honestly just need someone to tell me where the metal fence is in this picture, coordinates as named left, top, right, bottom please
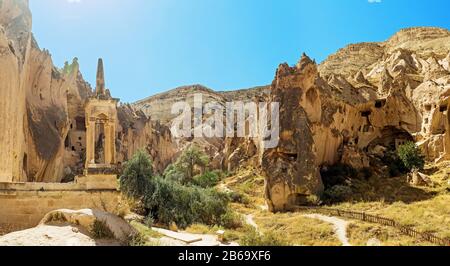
left=294, top=206, right=450, bottom=246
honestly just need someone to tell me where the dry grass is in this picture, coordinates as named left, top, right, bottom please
left=219, top=163, right=450, bottom=246
left=218, top=167, right=340, bottom=246
left=347, top=222, right=436, bottom=246
left=332, top=162, right=450, bottom=239
left=130, top=221, right=164, bottom=245
left=253, top=212, right=341, bottom=246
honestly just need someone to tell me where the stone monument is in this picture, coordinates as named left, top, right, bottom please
left=84, top=59, right=120, bottom=174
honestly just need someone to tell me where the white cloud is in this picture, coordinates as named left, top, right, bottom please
left=67, top=0, right=82, bottom=4
left=368, top=0, right=382, bottom=3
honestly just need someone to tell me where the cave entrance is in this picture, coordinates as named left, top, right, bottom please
left=367, top=126, right=414, bottom=151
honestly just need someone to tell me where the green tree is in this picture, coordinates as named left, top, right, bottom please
left=165, top=145, right=209, bottom=184
left=120, top=150, right=154, bottom=200
left=397, top=142, right=425, bottom=172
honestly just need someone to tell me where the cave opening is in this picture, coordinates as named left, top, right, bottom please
left=367, top=126, right=414, bottom=152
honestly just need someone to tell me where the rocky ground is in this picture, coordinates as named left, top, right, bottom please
left=0, top=209, right=135, bottom=246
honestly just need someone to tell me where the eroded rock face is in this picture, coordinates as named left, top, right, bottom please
left=262, top=56, right=324, bottom=211
left=260, top=27, right=450, bottom=211
left=116, top=104, right=179, bottom=174
left=2, top=2, right=450, bottom=212
left=0, top=0, right=32, bottom=182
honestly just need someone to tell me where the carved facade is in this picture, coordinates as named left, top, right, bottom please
left=84, top=59, right=119, bottom=173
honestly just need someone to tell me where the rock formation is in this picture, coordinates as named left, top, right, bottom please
left=1, top=1, right=450, bottom=212
left=261, top=27, right=450, bottom=211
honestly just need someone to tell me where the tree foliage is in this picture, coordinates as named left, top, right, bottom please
left=120, top=150, right=234, bottom=229
left=164, top=145, right=210, bottom=184
left=397, top=142, right=425, bottom=172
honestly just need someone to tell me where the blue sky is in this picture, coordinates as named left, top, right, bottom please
left=30, top=0, right=450, bottom=103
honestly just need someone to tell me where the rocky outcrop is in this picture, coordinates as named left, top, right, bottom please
left=134, top=84, right=269, bottom=124
left=262, top=55, right=325, bottom=211
left=2, top=1, right=450, bottom=212
left=116, top=104, right=179, bottom=173
left=0, top=0, right=31, bottom=182
left=0, top=209, right=136, bottom=246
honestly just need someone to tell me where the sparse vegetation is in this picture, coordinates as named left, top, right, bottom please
left=193, top=170, right=221, bottom=188
left=347, top=222, right=434, bottom=246
left=240, top=229, right=291, bottom=246
left=91, top=220, right=115, bottom=239
left=45, top=212, right=68, bottom=224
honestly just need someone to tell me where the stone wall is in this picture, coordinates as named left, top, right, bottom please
left=0, top=175, right=120, bottom=230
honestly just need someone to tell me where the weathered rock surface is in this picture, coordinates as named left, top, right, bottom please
left=2, top=1, right=450, bottom=213
left=0, top=209, right=135, bottom=246
left=262, top=27, right=450, bottom=210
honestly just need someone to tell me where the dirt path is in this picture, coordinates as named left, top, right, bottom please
left=245, top=214, right=259, bottom=231
left=303, top=214, right=351, bottom=246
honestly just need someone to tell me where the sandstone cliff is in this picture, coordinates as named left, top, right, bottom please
left=0, top=0, right=32, bottom=182
left=1, top=1, right=450, bottom=212
left=262, top=27, right=450, bottom=211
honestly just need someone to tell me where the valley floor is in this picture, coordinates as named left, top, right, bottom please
left=201, top=164, right=450, bottom=246
left=2, top=163, right=448, bottom=246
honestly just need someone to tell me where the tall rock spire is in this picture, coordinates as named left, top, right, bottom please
left=96, top=58, right=106, bottom=96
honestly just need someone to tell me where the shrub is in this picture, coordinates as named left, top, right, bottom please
left=228, top=191, right=250, bottom=205
left=124, top=232, right=147, bottom=246
left=147, top=177, right=230, bottom=228
left=120, top=149, right=154, bottom=201
left=144, top=215, right=154, bottom=228
left=360, top=167, right=374, bottom=180
left=219, top=210, right=243, bottom=229
left=121, top=151, right=231, bottom=229
left=324, top=185, right=353, bottom=202
left=91, top=220, right=115, bottom=239
left=193, top=171, right=221, bottom=188
left=397, top=142, right=425, bottom=172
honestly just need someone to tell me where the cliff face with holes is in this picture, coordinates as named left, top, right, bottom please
left=262, top=28, right=450, bottom=211
left=0, top=0, right=93, bottom=182
left=1, top=0, right=450, bottom=213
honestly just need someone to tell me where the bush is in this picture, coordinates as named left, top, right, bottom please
left=120, top=150, right=154, bottom=201
left=144, top=215, right=154, bottom=228
left=147, top=177, right=230, bottom=228
left=228, top=191, right=250, bottom=205
left=324, top=185, right=353, bottom=202
left=360, top=167, right=374, bottom=180
left=306, top=195, right=322, bottom=206
left=193, top=171, right=221, bottom=188
left=397, top=142, right=425, bottom=172
left=121, top=151, right=231, bottom=229
left=219, top=210, right=243, bottom=229
left=124, top=232, right=147, bottom=246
